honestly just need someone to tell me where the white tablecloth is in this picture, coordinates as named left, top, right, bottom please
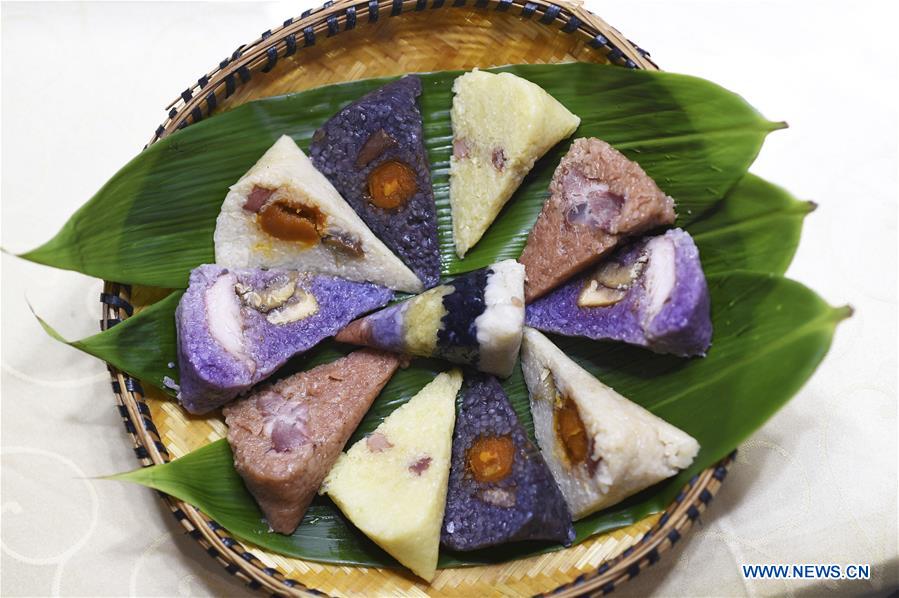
left=2, top=1, right=896, bottom=596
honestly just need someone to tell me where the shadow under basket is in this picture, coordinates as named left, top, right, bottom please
left=100, top=1, right=733, bottom=596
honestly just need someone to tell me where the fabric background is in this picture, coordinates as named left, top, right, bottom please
left=2, top=1, right=896, bottom=596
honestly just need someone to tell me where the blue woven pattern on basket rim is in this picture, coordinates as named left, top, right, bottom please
left=101, top=282, right=733, bottom=597
left=143, top=0, right=653, bottom=148
left=537, top=451, right=737, bottom=597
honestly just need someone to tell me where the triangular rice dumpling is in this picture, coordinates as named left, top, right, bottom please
left=335, top=259, right=524, bottom=377
left=449, top=70, right=580, bottom=257
left=519, top=137, right=676, bottom=302
left=310, top=76, right=441, bottom=288
left=520, top=328, right=699, bottom=520
left=176, top=264, right=392, bottom=413
left=223, top=349, right=401, bottom=534
left=526, top=228, right=712, bottom=357
left=442, top=373, right=574, bottom=551
left=214, top=135, right=423, bottom=293
left=321, top=369, right=462, bottom=581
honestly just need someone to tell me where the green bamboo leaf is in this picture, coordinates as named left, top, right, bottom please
left=691, top=174, right=815, bottom=276
left=551, top=272, right=851, bottom=548
left=107, top=439, right=400, bottom=567
left=22, top=64, right=822, bottom=570
left=20, top=63, right=780, bottom=287
left=33, top=291, right=182, bottom=393
left=109, top=272, right=848, bottom=567
left=38, top=172, right=808, bottom=398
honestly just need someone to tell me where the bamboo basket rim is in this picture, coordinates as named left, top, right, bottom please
left=100, top=2, right=731, bottom=596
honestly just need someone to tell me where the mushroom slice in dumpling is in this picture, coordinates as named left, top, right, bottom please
left=521, top=327, right=699, bottom=519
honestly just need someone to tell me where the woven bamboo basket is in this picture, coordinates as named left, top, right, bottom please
left=99, top=1, right=734, bottom=595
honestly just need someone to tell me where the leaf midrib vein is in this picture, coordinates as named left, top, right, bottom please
left=646, top=307, right=834, bottom=412
left=614, top=123, right=772, bottom=149
left=690, top=205, right=809, bottom=238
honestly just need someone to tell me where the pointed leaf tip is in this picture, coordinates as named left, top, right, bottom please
left=17, top=243, right=56, bottom=266
left=29, top=304, right=70, bottom=345
left=25, top=290, right=182, bottom=394
left=834, top=304, right=854, bottom=321
left=101, top=468, right=144, bottom=483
